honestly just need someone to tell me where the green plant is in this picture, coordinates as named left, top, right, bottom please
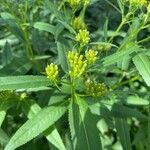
left=0, top=0, right=150, bottom=150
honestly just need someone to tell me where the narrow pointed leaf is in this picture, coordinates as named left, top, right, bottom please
left=133, top=53, right=150, bottom=86
left=5, top=106, right=66, bottom=150
left=115, top=118, right=132, bottom=150
left=34, top=22, right=55, bottom=35
left=69, top=97, right=102, bottom=150
left=0, top=76, right=51, bottom=91
left=22, top=100, right=66, bottom=150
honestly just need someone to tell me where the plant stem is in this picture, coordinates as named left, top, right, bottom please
left=71, top=78, right=75, bottom=102
left=138, top=37, right=150, bottom=44
left=111, top=76, right=139, bottom=90
left=108, top=13, right=131, bottom=43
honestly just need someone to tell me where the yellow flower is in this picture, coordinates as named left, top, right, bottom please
left=67, top=51, right=87, bottom=78
left=67, top=0, right=80, bottom=8
left=67, top=0, right=89, bottom=7
left=85, top=80, right=107, bottom=97
left=129, top=0, right=148, bottom=6
left=85, top=49, right=98, bottom=64
left=76, top=29, right=90, bottom=45
left=45, top=63, right=58, bottom=80
left=72, top=17, right=86, bottom=31
left=83, top=0, right=90, bottom=6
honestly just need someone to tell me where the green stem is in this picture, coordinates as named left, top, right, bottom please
left=71, top=78, right=75, bottom=102
left=104, top=0, right=121, bottom=14
left=138, top=36, right=150, bottom=44
left=111, top=76, right=139, bottom=90
left=108, top=13, right=131, bottom=43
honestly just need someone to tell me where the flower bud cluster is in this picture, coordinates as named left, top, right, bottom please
left=85, top=49, right=98, bottom=64
left=128, top=0, right=148, bottom=6
left=45, top=63, right=58, bottom=81
left=67, top=0, right=89, bottom=8
left=85, top=80, right=107, bottom=97
left=67, top=49, right=98, bottom=78
left=67, top=51, right=87, bottom=78
left=76, top=29, right=90, bottom=46
left=72, top=17, right=86, bottom=31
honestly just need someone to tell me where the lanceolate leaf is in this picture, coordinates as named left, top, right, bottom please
left=115, top=118, right=132, bottom=150
left=0, top=128, right=9, bottom=146
left=0, top=101, right=7, bottom=127
left=33, top=22, right=55, bottom=35
left=5, top=106, right=67, bottom=150
left=103, top=45, right=139, bottom=66
left=0, top=76, right=51, bottom=91
left=0, top=95, right=18, bottom=127
left=22, top=100, right=66, bottom=150
left=2, top=42, right=13, bottom=66
left=112, top=103, right=147, bottom=121
left=133, top=53, right=150, bottom=86
left=1, top=12, right=25, bottom=41
left=127, top=96, right=149, bottom=106
left=69, top=97, right=102, bottom=150
left=57, top=42, right=68, bottom=72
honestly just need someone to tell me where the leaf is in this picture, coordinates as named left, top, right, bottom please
left=103, top=45, right=139, bottom=66
left=0, top=58, right=32, bottom=76
left=22, top=100, right=66, bottom=150
left=89, top=103, right=114, bottom=128
left=132, top=125, right=147, bottom=145
left=33, top=22, right=55, bottom=35
left=115, top=118, right=132, bottom=150
left=117, top=55, right=131, bottom=71
left=0, top=76, right=51, bottom=91
left=127, top=96, right=149, bottom=106
left=0, top=128, right=9, bottom=146
left=44, top=0, right=64, bottom=20
left=112, top=103, right=147, bottom=121
left=1, top=12, right=25, bottom=41
left=57, top=42, right=68, bottom=72
left=2, top=42, right=13, bottom=66
left=69, top=97, right=102, bottom=150
left=45, top=126, right=66, bottom=150
left=5, top=106, right=67, bottom=150
left=58, top=20, right=76, bottom=34
left=0, top=35, right=19, bottom=47
left=133, top=53, right=150, bottom=86
left=0, top=101, right=7, bottom=127
left=0, top=96, right=18, bottom=127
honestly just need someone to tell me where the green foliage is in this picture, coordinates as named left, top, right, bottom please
left=0, top=0, right=150, bottom=150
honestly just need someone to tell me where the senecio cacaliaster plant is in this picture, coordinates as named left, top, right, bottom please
left=42, top=0, right=150, bottom=149
left=1, top=0, right=150, bottom=150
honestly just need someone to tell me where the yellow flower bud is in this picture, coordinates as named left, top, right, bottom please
left=128, top=0, right=148, bottom=6
left=67, top=51, right=87, bottom=78
left=76, top=29, right=90, bottom=46
left=72, top=17, right=86, bottom=31
left=67, top=0, right=80, bottom=8
left=83, top=0, right=90, bottom=6
left=85, top=49, right=98, bottom=64
left=67, top=0, right=89, bottom=8
left=45, top=63, right=59, bottom=80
